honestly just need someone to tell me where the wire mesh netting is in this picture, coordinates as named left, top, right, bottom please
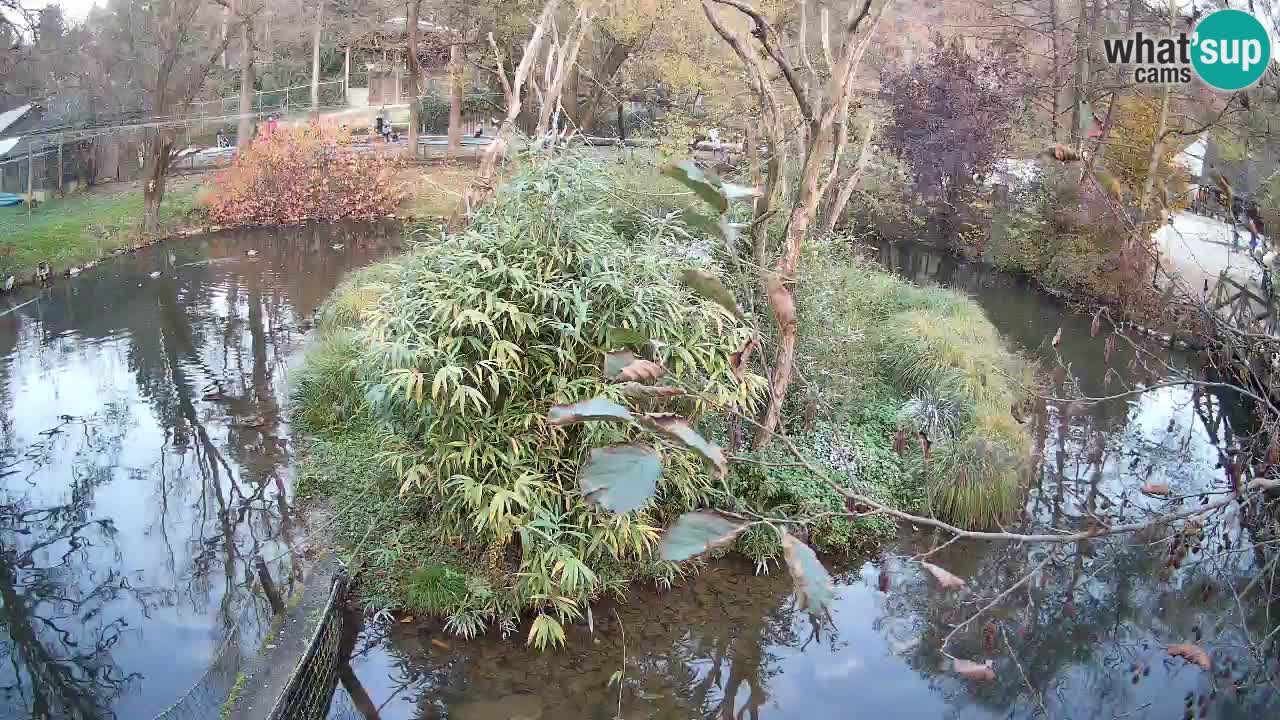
left=266, top=573, right=350, bottom=720
left=151, top=622, right=245, bottom=720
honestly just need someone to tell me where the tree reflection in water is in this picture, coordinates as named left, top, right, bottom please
left=0, top=221, right=402, bottom=719
left=334, top=239, right=1280, bottom=720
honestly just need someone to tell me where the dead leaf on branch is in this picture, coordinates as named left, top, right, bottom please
left=638, top=413, right=728, bottom=477
left=1167, top=643, right=1210, bottom=669
left=729, top=335, right=759, bottom=382
left=1043, top=144, right=1084, bottom=162
left=952, top=658, right=996, bottom=682
left=603, top=350, right=666, bottom=383
left=921, top=562, right=966, bottom=590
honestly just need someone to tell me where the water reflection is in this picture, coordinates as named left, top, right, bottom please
left=333, top=240, right=1279, bottom=719
left=0, top=222, right=401, bottom=719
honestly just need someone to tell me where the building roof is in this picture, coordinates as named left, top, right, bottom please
left=0, top=104, right=33, bottom=135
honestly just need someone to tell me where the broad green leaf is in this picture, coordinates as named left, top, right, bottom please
left=619, top=382, right=684, bottom=399
left=578, top=443, right=661, bottom=513
left=638, top=413, right=727, bottom=476
left=547, top=397, right=634, bottom=426
left=781, top=533, right=836, bottom=617
left=607, top=326, right=649, bottom=349
left=659, top=511, right=747, bottom=561
left=662, top=160, right=728, bottom=213
left=680, top=269, right=742, bottom=320
left=603, top=350, right=666, bottom=383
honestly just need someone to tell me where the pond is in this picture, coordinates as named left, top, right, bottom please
left=0, top=221, right=403, bottom=719
left=327, top=241, right=1279, bottom=720
left=2, top=229, right=1277, bottom=720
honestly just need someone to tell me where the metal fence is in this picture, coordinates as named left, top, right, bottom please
left=266, top=572, right=350, bottom=720
left=0, top=142, right=88, bottom=196
left=189, top=81, right=347, bottom=121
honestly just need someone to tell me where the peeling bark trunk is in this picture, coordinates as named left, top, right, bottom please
left=468, top=1, right=559, bottom=211
left=535, top=3, right=596, bottom=139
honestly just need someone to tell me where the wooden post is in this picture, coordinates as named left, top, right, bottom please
left=57, top=138, right=64, bottom=196
left=255, top=554, right=286, bottom=615
left=343, top=46, right=351, bottom=99
left=26, top=144, right=33, bottom=217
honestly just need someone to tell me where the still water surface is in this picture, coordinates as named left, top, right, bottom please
left=2, top=230, right=1277, bottom=719
left=0, top=222, right=402, bottom=719
left=331, top=242, right=1279, bottom=720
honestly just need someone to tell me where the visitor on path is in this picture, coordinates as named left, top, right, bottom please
left=266, top=114, right=279, bottom=137
left=216, top=129, right=229, bottom=148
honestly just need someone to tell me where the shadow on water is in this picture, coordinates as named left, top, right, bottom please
left=0, top=221, right=402, bottom=719
left=330, top=240, right=1280, bottom=720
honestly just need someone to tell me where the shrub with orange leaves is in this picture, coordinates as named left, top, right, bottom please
left=205, top=125, right=406, bottom=227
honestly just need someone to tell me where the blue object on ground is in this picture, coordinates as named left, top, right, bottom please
left=0, top=193, right=23, bottom=207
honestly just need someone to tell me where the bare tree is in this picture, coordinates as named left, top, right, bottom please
left=139, top=0, right=246, bottom=234
left=467, top=0, right=589, bottom=209
left=237, top=0, right=259, bottom=150
left=701, top=0, right=886, bottom=447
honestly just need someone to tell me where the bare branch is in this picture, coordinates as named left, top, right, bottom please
left=709, top=0, right=813, bottom=121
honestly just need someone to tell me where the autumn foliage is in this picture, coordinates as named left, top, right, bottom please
left=204, top=125, right=406, bottom=226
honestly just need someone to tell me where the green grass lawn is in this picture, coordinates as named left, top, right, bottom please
left=0, top=186, right=195, bottom=280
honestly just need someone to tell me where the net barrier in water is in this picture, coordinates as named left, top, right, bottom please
left=151, top=621, right=245, bottom=720
left=264, top=571, right=350, bottom=720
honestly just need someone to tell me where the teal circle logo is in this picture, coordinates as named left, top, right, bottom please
left=1192, top=9, right=1272, bottom=91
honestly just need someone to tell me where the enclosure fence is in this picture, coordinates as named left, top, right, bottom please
left=265, top=572, right=350, bottom=720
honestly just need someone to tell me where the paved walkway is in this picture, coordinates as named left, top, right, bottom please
left=1155, top=211, right=1266, bottom=294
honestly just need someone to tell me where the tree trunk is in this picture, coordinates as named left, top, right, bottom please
left=536, top=3, right=595, bottom=138
left=469, top=2, right=559, bottom=211
left=616, top=102, right=625, bottom=144
left=447, top=38, right=464, bottom=157
left=1049, top=0, right=1061, bottom=141
left=563, top=61, right=580, bottom=127
left=311, top=0, right=324, bottom=116
left=578, top=37, right=632, bottom=134
left=407, top=0, right=422, bottom=157
left=821, top=120, right=876, bottom=235
left=237, top=1, right=256, bottom=151
left=142, top=131, right=173, bottom=235
left=1070, top=0, right=1090, bottom=151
